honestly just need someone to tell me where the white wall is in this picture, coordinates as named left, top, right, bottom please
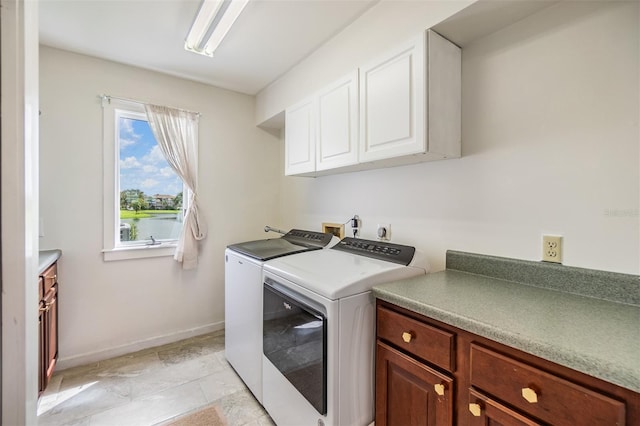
left=39, top=46, right=281, bottom=367
left=269, top=1, right=640, bottom=275
left=1, top=0, right=40, bottom=423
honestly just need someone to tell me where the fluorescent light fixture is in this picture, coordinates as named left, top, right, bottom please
left=185, top=0, right=250, bottom=57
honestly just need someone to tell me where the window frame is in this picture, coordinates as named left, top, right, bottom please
left=102, top=98, right=185, bottom=261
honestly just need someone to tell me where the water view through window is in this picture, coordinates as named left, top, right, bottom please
left=118, top=113, right=184, bottom=244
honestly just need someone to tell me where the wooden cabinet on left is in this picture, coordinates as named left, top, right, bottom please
left=39, top=262, right=59, bottom=395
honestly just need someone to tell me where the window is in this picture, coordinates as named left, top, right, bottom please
left=116, top=109, right=185, bottom=245
left=102, top=98, right=187, bottom=261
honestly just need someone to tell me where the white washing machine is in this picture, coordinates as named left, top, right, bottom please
left=261, top=237, right=428, bottom=426
left=225, top=228, right=335, bottom=403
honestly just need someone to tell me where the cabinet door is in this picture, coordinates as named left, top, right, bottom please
left=43, top=286, right=58, bottom=389
left=285, top=97, right=316, bottom=176
left=360, top=33, right=425, bottom=163
left=39, top=282, right=45, bottom=394
left=468, top=389, right=542, bottom=426
left=316, top=71, right=359, bottom=171
left=376, top=341, right=453, bottom=426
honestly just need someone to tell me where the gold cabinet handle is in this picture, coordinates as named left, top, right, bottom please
left=401, top=331, right=413, bottom=343
left=522, top=387, right=538, bottom=403
left=469, top=403, right=482, bottom=417
left=434, top=383, right=445, bottom=396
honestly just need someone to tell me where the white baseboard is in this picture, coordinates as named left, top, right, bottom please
left=56, top=321, right=225, bottom=371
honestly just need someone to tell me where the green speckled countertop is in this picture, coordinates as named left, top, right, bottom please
left=373, top=251, right=640, bottom=393
left=39, top=249, right=61, bottom=274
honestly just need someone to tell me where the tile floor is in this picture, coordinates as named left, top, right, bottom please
left=37, top=331, right=274, bottom=426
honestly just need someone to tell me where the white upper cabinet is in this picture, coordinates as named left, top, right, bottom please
left=284, top=30, right=461, bottom=177
left=284, top=97, right=316, bottom=176
left=316, top=71, right=359, bottom=172
left=360, top=30, right=461, bottom=165
left=359, top=35, right=425, bottom=162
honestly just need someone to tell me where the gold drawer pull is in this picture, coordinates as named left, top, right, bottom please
left=522, top=387, right=538, bottom=403
left=401, top=331, right=413, bottom=343
left=469, top=403, right=482, bottom=417
left=434, top=383, right=445, bottom=396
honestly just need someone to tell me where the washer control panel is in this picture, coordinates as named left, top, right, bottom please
left=284, top=229, right=334, bottom=248
left=332, top=237, right=416, bottom=265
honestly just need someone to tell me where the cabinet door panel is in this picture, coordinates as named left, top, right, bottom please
left=376, top=341, right=452, bottom=426
left=366, top=54, right=411, bottom=146
left=316, top=71, right=358, bottom=171
left=285, top=97, right=315, bottom=175
left=39, top=267, right=59, bottom=395
left=43, top=287, right=58, bottom=386
left=39, top=306, right=45, bottom=393
left=468, top=389, right=542, bottom=426
left=360, top=34, right=425, bottom=162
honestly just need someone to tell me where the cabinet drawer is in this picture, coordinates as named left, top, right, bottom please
left=41, top=263, right=58, bottom=294
left=38, top=276, right=45, bottom=301
left=468, top=388, right=542, bottom=426
left=470, top=344, right=626, bottom=425
left=377, top=306, right=454, bottom=372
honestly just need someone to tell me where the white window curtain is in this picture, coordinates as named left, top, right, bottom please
left=144, top=104, right=206, bottom=269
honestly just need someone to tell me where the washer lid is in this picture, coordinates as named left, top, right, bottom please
left=227, top=238, right=321, bottom=261
left=263, top=249, right=426, bottom=300
left=227, top=229, right=334, bottom=261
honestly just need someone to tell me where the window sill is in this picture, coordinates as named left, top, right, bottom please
left=103, top=244, right=176, bottom=262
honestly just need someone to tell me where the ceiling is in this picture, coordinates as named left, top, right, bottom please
left=39, top=0, right=378, bottom=95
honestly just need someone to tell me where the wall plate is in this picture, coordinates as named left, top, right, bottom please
left=322, top=222, right=345, bottom=239
left=542, top=235, right=562, bottom=263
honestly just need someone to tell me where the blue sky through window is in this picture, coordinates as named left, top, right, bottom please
left=119, top=117, right=182, bottom=197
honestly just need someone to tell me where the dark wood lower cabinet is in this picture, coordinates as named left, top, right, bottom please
left=39, top=263, right=59, bottom=395
left=38, top=276, right=45, bottom=394
left=375, top=300, right=640, bottom=426
left=43, top=285, right=58, bottom=384
left=376, top=341, right=453, bottom=426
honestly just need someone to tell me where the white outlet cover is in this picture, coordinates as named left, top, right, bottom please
left=542, top=235, right=562, bottom=263
left=377, top=224, right=391, bottom=241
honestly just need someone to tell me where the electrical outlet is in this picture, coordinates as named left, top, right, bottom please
left=542, top=235, right=562, bottom=263
left=377, top=224, right=391, bottom=241
left=350, top=215, right=360, bottom=237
